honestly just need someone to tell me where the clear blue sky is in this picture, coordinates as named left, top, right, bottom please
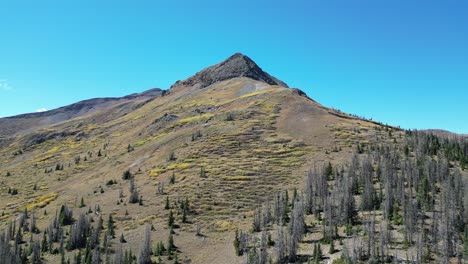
left=1, top=0, right=467, bottom=133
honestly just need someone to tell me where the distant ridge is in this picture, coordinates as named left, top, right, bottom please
left=0, top=88, right=164, bottom=137
left=421, top=129, right=468, bottom=138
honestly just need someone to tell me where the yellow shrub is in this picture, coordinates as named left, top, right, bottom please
left=148, top=168, right=165, bottom=177
left=25, top=193, right=58, bottom=210
left=177, top=113, right=213, bottom=125
left=166, top=163, right=191, bottom=170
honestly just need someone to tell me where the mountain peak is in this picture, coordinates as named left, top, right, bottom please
left=224, top=52, right=260, bottom=66
left=171, top=53, right=288, bottom=89
left=227, top=52, right=250, bottom=60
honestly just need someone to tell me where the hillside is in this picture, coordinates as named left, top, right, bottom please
left=0, top=88, right=164, bottom=138
left=0, top=54, right=467, bottom=264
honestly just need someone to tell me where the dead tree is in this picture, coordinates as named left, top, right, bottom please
left=138, top=224, right=152, bottom=264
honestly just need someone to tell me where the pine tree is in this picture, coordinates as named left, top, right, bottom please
left=325, top=161, right=333, bottom=180
left=127, top=144, right=134, bottom=152
left=107, top=214, right=115, bottom=238
left=122, top=170, right=132, bottom=180
left=167, top=229, right=175, bottom=256
left=79, top=197, right=85, bottom=208
left=41, top=231, right=49, bottom=252
left=182, top=208, right=187, bottom=224
left=168, top=210, right=174, bottom=228
left=169, top=173, right=175, bottom=185
left=165, top=196, right=170, bottom=210
left=234, top=229, right=241, bottom=256
left=416, top=175, right=430, bottom=210
left=313, top=243, right=322, bottom=263
left=158, top=241, right=166, bottom=256
left=59, top=205, right=73, bottom=226
left=267, top=232, right=274, bottom=247
left=119, top=233, right=126, bottom=243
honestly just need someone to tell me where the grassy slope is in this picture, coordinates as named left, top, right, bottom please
left=0, top=77, right=418, bottom=263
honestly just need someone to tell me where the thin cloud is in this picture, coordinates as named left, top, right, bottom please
left=36, top=108, right=47, bottom=113
left=0, top=79, right=13, bottom=91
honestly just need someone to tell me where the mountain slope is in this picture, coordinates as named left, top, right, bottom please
left=0, top=88, right=164, bottom=138
left=0, top=54, right=466, bottom=263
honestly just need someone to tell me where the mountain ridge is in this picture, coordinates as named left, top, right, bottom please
left=0, top=88, right=164, bottom=137
left=1, top=53, right=466, bottom=137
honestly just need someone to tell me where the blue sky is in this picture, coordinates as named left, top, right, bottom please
left=0, top=0, right=467, bottom=133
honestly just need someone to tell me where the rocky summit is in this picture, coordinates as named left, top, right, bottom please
left=171, top=53, right=288, bottom=90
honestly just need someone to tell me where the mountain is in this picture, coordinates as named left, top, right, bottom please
left=0, top=54, right=466, bottom=264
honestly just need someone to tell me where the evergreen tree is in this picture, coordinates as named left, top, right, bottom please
left=168, top=210, right=174, bottom=228
left=59, top=205, right=73, bottom=226
left=165, top=196, right=170, bottom=210
left=234, top=229, right=241, bottom=256
left=79, top=197, right=85, bottom=208
left=169, top=173, right=175, bottom=185
left=167, top=229, right=175, bottom=256
left=325, top=161, right=333, bottom=180
left=107, top=214, right=115, bottom=238
left=41, top=232, right=49, bottom=253
left=117, top=233, right=125, bottom=245
left=122, top=170, right=132, bottom=180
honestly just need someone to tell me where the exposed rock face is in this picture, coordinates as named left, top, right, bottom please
left=171, top=53, right=288, bottom=89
